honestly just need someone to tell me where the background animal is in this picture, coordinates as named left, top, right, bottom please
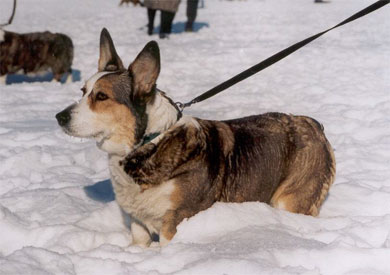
left=0, top=0, right=73, bottom=83
left=0, top=30, right=74, bottom=83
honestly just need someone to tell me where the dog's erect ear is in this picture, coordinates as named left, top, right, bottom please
left=129, top=41, right=160, bottom=99
left=98, top=28, right=125, bottom=72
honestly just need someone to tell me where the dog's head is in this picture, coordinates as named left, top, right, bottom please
left=56, top=28, right=180, bottom=156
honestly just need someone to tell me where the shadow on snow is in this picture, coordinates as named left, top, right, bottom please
left=151, top=21, right=209, bottom=35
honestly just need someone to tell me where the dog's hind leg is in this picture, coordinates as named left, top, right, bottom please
left=0, top=75, right=6, bottom=85
left=160, top=207, right=199, bottom=246
left=271, top=151, right=335, bottom=216
left=271, top=175, right=332, bottom=216
left=271, top=121, right=336, bottom=216
left=159, top=210, right=179, bottom=246
left=53, top=72, right=63, bottom=83
left=64, top=70, right=73, bottom=84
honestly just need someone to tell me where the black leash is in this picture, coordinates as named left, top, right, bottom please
left=176, top=0, right=389, bottom=111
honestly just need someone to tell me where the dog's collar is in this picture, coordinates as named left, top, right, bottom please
left=141, top=132, right=161, bottom=146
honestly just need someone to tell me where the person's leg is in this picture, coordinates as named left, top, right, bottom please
left=160, top=10, right=175, bottom=38
left=186, top=0, right=199, bottom=31
left=147, top=8, right=157, bottom=35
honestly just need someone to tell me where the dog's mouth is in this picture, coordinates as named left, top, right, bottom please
left=59, top=125, right=74, bottom=136
left=60, top=125, right=106, bottom=141
left=56, top=105, right=108, bottom=141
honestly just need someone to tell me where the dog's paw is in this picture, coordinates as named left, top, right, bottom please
left=120, top=157, right=151, bottom=186
left=120, top=156, right=138, bottom=175
left=120, top=143, right=156, bottom=172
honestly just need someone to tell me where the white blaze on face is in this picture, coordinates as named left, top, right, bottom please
left=84, top=71, right=114, bottom=97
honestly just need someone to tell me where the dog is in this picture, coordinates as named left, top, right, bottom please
left=0, top=29, right=73, bottom=83
left=56, top=28, right=336, bottom=247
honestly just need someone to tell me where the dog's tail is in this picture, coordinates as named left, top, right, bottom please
left=0, top=0, right=17, bottom=27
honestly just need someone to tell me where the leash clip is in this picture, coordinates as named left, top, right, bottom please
left=176, top=100, right=196, bottom=112
left=175, top=101, right=184, bottom=113
left=175, top=102, right=186, bottom=113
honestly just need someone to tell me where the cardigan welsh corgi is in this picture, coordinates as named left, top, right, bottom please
left=56, top=28, right=335, bottom=247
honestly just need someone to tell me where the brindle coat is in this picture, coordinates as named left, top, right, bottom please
left=0, top=30, right=73, bottom=81
left=122, top=112, right=335, bottom=241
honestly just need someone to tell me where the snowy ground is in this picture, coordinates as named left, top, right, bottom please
left=1, top=0, right=389, bottom=274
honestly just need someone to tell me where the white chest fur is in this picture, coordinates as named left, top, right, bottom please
left=108, top=155, right=175, bottom=233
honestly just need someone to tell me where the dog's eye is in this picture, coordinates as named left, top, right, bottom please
left=96, top=91, right=109, bottom=101
left=81, top=87, right=87, bottom=96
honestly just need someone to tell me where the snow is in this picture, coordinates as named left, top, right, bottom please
left=0, top=0, right=389, bottom=274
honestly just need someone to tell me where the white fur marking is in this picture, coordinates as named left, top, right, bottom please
left=150, top=116, right=199, bottom=146
left=85, top=71, right=115, bottom=97
left=176, top=115, right=201, bottom=130
left=150, top=133, right=165, bottom=145
left=68, top=95, right=101, bottom=136
left=145, top=92, right=179, bottom=135
left=131, top=222, right=152, bottom=247
left=0, top=75, right=6, bottom=85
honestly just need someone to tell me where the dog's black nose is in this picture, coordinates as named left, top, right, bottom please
left=56, top=109, right=71, bottom=126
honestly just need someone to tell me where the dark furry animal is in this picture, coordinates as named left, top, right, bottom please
left=0, top=29, right=73, bottom=82
left=56, top=28, right=335, bottom=247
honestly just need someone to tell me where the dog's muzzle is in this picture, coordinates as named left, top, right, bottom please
left=56, top=105, right=73, bottom=126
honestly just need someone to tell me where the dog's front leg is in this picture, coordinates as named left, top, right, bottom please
left=0, top=75, right=6, bottom=85
left=130, top=221, right=152, bottom=247
left=159, top=210, right=179, bottom=246
left=159, top=207, right=198, bottom=246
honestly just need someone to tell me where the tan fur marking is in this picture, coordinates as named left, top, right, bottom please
left=271, top=116, right=336, bottom=216
left=310, top=142, right=336, bottom=215
left=88, top=78, right=115, bottom=112
left=88, top=77, right=137, bottom=149
left=160, top=211, right=178, bottom=245
left=158, top=181, right=187, bottom=245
